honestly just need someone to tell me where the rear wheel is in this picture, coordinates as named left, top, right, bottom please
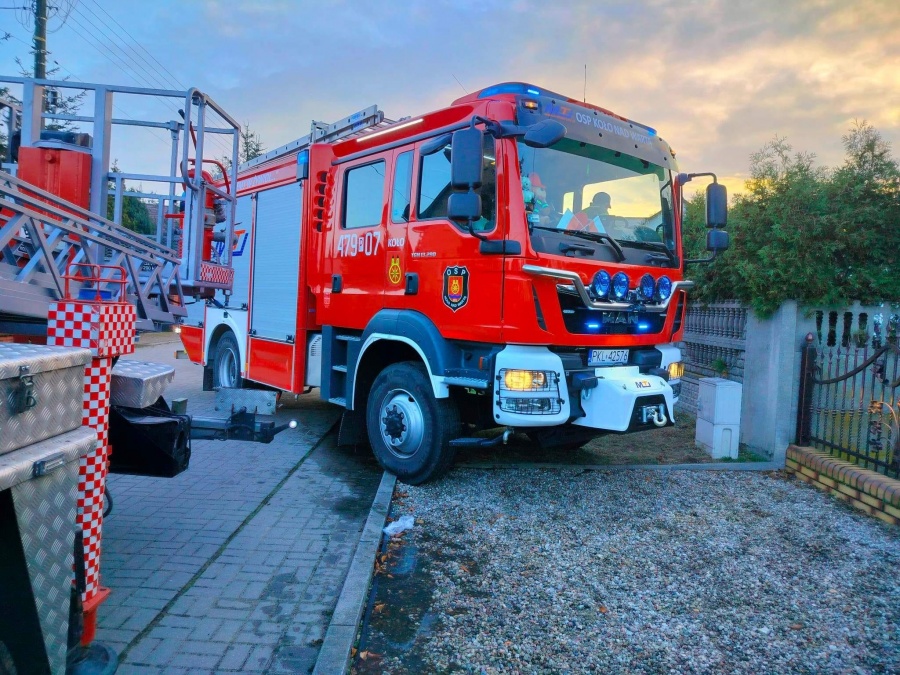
left=212, top=332, right=243, bottom=389
left=366, top=361, right=459, bottom=485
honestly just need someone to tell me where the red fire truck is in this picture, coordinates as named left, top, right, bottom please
left=178, top=82, right=729, bottom=484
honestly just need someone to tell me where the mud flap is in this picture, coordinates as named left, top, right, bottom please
left=338, top=408, right=368, bottom=448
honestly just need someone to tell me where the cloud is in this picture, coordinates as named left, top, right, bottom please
left=1, top=0, right=897, bottom=184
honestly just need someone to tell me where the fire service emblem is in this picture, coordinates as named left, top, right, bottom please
left=388, top=256, right=402, bottom=285
left=442, top=266, right=469, bottom=312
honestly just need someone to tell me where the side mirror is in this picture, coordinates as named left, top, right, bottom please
left=522, top=119, right=566, bottom=148
left=706, top=182, right=727, bottom=228
left=450, top=127, right=483, bottom=190
left=707, top=228, right=729, bottom=252
left=448, top=192, right=482, bottom=222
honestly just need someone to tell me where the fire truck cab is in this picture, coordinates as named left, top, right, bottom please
left=179, top=82, right=729, bottom=483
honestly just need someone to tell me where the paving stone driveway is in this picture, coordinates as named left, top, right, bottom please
left=96, top=341, right=382, bottom=673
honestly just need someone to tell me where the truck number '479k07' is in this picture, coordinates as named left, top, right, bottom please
left=179, top=82, right=730, bottom=484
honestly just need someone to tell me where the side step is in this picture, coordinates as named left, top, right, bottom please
left=449, top=428, right=512, bottom=449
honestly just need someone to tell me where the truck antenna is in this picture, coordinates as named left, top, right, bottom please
left=453, top=74, right=468, bottom=94
left=583, top=64, right=587, bottom=102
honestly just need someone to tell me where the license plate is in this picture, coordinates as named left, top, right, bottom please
left=588, top=348, right=629, bottom=366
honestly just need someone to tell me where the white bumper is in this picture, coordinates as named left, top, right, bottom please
left=491, top=345, right=678, bottom=431
left=573, top=366, right=675, bottom=432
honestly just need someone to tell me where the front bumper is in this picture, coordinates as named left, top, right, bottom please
left=572, top=365, right=675, bottom=432
left=491, top=345, right=677, bottom=431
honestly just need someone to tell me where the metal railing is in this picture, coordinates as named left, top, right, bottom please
left=0, top=171, right=186, bottom=330
left=0, top=76, right=240, bottom=296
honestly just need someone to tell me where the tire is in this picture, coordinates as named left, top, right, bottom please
left=366, top=361, right=460, bottom=485
left=212, top=331, right=243, bottom=389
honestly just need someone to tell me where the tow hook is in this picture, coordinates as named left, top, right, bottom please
left=642, top=404, right=668, bottom=427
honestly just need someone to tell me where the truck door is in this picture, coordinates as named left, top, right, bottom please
left=388, top=135, right=504, bottom=342
left=326, top=154, right=389, bottom=329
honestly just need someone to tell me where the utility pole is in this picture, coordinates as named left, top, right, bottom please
left=33, top=0, right=47, bottom=79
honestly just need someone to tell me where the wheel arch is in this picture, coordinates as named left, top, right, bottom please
left=350, top=310, right=461, bottom=409
left=204, top=309, right=247, bottom=371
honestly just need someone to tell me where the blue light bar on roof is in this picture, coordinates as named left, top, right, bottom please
left=478, top=83, right=542, bottom=98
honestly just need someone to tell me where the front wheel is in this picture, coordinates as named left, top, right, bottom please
left=366, top=361, right=460, bottom=485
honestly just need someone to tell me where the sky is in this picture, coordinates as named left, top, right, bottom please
left=1, top=0, right=899, bottom=197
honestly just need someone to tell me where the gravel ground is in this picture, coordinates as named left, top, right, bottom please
left=356, top=469, right=900, bottom=674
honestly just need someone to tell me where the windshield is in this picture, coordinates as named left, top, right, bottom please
left=517, top=138, right=677, bottom=266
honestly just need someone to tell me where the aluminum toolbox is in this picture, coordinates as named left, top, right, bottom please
left=110, top=359, right=175, bottom=409
left=0, top=343, right=92, bottom=456
left=0, top=425, right=96, bottom=675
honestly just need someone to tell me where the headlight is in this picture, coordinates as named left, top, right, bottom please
left=590, top=270, right=611, bottom=299
left=668, top=361, right=684, bottom=380
left=611, top=272, right=629, bottom=301
left=501, top=369, right=554, bottom=391
left=657, top=275, right=672, bottom=301
left=639, top=274, right=655, bottom=301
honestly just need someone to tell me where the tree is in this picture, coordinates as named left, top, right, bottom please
left=240, top=122, right=265, bottom=164
left=107, top=160, right=154, bottom=236
left=0, top=85, right=15, bottom=161
left=683, top=125, right=900, bottom=317
left=15, top=58, right=86, bottom=133
left=211, top=122, right=265, bottom=179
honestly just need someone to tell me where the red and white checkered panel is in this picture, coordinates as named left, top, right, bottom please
left=47, top=301, right=136, bottom=358
left=82, top=359, right=112, bottom=444
left=47, top=303, right=93, bottom=350
left=75, top=357, right=115, bottom=602
left=95, top=302, right=136, bottom=357
left=199, top=262, right=235, bottom=286
left=49, top=297, right=136, bottom=605
left=77, top=440, right=109, bottom=600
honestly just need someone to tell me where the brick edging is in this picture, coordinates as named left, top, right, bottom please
left=786, top=445, right=900, bottom=525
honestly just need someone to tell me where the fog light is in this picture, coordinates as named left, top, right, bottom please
left=499, top=397, right=562, bottom=415
left=611, top=272, right=629, bottom=300
left=504, top=370, right=533, bottom=390
left=502, top=369, right=552, bottom=391
left=668, top=361, right=684, bottom=380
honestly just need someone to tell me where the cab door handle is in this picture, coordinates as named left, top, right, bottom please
left=405, top=273, right=418, bottom=295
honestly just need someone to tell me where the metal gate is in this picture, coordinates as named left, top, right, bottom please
left=797, top=310, right=900, bottom=478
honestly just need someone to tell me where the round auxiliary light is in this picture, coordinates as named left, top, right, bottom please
left=657, top=275, right=673, bottom=301
left=639, top=274, right=655, bottom=301
left=590, top=270, right=611, bottom=299
left=611, top=272, right=630, bottom=301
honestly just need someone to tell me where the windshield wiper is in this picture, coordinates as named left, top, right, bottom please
left=617, top=239, right=678, bottom=266
left=532, top=225, right=625, bottom=262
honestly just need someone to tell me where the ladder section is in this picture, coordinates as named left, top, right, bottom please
left=239, top=105, right=390, bottom=174
left=0, top=171, right=185, bottom=330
